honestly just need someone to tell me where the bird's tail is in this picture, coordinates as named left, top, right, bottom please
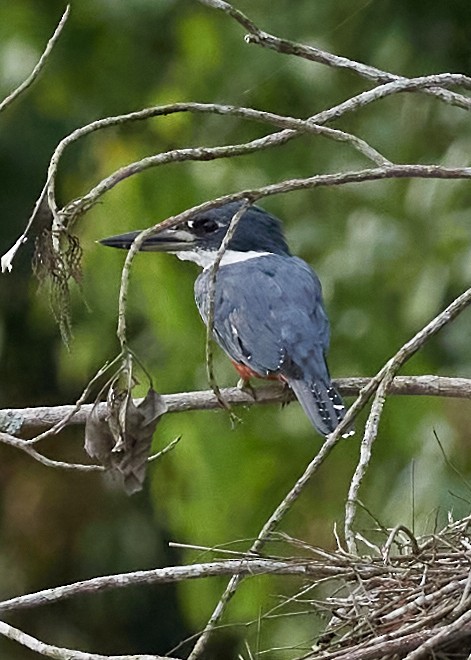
left=288, top=379, right=353, bottom=438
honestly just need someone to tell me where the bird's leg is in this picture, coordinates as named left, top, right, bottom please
left=231, top=361, right=258, bottom=399
left=237, top=376, right=257, bottom=399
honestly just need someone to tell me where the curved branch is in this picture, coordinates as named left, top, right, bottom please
left=0, top=431, right=102, bottom=471
left=198, top=0, right=471, bottom=111
left=41, top=71, right=469, bottom=229
left=53, top=75, right=471, bottom=225
left=58, top=163, right=471, bottom=250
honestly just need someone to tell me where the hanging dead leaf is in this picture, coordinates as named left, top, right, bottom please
left=85, top=387, right=167, bottom=494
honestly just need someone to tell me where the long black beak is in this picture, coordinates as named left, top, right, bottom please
left=99, top=227, right=197, bottom=253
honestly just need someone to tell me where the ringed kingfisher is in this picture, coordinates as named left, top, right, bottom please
left=101, top=202, right=349, bottom=437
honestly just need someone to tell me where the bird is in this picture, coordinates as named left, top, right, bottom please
left=100, top=201, right=350, bottom=437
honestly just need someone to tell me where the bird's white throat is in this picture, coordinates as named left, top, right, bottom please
left=175, top=249, right=270, bottom=269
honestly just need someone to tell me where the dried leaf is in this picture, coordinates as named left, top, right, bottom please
left=84, top=403, right=115, bottom=465
left=85, top=388, right=167, bottom=494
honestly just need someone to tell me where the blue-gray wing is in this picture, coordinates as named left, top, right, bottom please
left=194, top=254, right=330, bottom=381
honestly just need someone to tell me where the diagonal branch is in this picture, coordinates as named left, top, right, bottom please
left=344, top=284, right=471, bottom=554
left=187, top=377, right=383, bottom=657
left=0, top=6, right=70, bottom=114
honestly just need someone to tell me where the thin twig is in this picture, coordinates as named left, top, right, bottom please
left=382, top=525, right=420, bottom=563
left=1, top=182, right=47, bottom=273
left=26, top=355, right=123, bottom=445
left=0, top=6, right=70, bottom=114
left=147, top=435, right=182, bottom=462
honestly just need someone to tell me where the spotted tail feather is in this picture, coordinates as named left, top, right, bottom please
left=289, top=379, right=353, bottom=438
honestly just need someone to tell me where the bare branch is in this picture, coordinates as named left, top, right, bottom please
left=0, top=558, right=334, bottom=615
left=0, top=619, right=177, bottom=660
left=0, top=6, right=70, bottom=114
left=0, top=431, right=101, bottom=472
left=1, top=375, right=471, bottom=436
left=48, top=98, right=397, bottom=215
left=199, top=0, right=471, bottom=111
left=0, top=543, right=462, bottom=611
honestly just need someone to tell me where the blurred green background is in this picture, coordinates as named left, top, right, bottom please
left=1, top=0, right=471, bottom=658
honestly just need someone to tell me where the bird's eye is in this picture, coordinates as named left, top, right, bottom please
left=187, top=217, right=219, bottom=235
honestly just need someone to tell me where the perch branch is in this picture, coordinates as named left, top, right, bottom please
left=1, top=375, right=471, bottom=436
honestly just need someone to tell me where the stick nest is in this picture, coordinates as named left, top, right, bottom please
left=279, top=514, right=471, bottom=659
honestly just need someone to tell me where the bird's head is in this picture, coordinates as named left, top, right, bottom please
left=100, top=202, right=291, bottom=267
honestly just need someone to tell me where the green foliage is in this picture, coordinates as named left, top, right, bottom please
left=1, top=1, right=471, bottom=657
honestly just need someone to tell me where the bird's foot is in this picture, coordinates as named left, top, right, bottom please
left=280, top=381, right=293, bottom=408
